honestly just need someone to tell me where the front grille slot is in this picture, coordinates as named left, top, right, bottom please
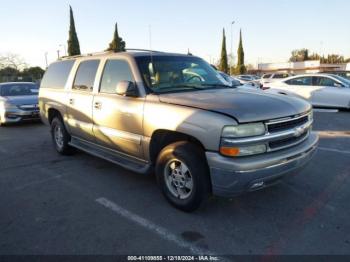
left=269, top=131, right=308, bottom=150
left=267, top=115, right=308, bottom=133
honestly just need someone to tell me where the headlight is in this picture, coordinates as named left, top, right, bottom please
left=222, top=123, right=266, bottom=138
left=1, top=102, right=18, bottom=110
left=220, top=122, right=267, bottom=157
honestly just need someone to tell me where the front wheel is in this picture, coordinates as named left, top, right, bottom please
left=156, top=141, right=211, bottom=212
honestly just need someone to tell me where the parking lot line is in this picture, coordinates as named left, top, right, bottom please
left=96, top=197, right=221, bottom=257
left=318, top=147, right=350, bottom=155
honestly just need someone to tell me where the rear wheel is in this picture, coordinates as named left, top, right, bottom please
left=156, top=141, right=211, bottom=212
left=50, top=117, right=74, bottom=155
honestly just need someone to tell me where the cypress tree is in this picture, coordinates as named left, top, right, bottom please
left=106, top=23, right=126, bottom=52
left=67, top=6, right=81, bottom=56
left=219, top=28, right=229, bottom=74
left=237, top=29, right=246, bottom=74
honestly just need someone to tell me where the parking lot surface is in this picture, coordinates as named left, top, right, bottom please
left=0, top=110, right=349, bottom=255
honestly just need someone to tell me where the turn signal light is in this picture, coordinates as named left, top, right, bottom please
left=220, top=147, right=240, bottom=156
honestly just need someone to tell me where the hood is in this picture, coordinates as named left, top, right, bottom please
left=158, top=88, right=311, bottom=123
left=3, top=95, right=38, bottom=106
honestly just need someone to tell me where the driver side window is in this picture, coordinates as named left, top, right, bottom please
left=100, top=59, right=134, bottom=94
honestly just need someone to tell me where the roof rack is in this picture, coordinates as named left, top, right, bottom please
left=59, top=48, right=164, bottom=60
left=125, top=48, right=164, bottom=53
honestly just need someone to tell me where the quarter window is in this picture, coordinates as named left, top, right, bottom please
left=41, top=60, right=75, bottom=89
left=72, top=60, right=100, bottom=92
left=100, top=60, right=134, bottom=94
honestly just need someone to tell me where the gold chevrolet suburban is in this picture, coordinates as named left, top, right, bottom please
left=39, top=50, right=318, bottom=211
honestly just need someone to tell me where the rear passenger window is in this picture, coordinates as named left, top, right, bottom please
left=41, top=60, right=75, bottom=89
left=72, top=60, right=100, bottom=92
left=100, top=60, right=134, bottom=94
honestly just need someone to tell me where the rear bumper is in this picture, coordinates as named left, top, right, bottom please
left=0, top=108, right=40, bottom=124
left=206, top=132, right=319, bottom=197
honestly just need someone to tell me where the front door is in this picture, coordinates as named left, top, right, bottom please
left=311, top=76, right=350, bottom=108
left=66, top=59, right=100, bottom=141
left=92, top=59, right=145, bottom=158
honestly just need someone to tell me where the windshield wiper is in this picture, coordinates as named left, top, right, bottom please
left=200, top=83, right=232, bottom=88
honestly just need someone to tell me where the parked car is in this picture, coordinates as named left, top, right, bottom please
left=237, top=74, right=259, bottom=81
left=261, top=73, right=292, bottom=89
left=268, top=74, right=350, bottom=109
left=39, top=51, right=318, bottom=211
left=322, top=71, right=350, bottom=80
left=0, top=82, right=40, bottom=125
left=233, top=74, right=260, bottom=88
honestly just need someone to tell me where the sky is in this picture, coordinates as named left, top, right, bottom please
left=1, top=0, right=349, bottom=68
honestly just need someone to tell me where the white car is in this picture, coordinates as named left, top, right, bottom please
left=261, top=73, right=292, bottom=89
left=268, top=74, right=350, bottom=109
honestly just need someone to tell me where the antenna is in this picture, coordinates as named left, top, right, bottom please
left=149, top=24, right=154, bottom=78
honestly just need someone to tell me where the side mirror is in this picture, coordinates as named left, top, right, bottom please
left=116, top=81, right=139, bottom=97
left=334, top=82, right=344, bottom=88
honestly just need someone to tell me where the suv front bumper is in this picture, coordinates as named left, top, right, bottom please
left=206, top=132, right=319, bottom=197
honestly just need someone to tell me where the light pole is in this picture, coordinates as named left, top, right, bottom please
left=230, top=20, right=235, bottom=75
left=44, top=52, right=48, bottom=68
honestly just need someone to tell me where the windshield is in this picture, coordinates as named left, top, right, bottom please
left=0, top=83, right=39, bottom=96
left=135, top=55, right=230, bottom=93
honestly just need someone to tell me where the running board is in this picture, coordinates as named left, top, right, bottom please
left=69, top=137, right=152, bottom=175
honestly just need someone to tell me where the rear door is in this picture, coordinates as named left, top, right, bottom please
left=66, top=59, right=100, bottom=141
left=92, top=59, right=145, bottom=158
left=311, top=76, right=350, bottom=108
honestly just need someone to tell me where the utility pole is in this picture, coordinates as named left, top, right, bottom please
left=230, top=20, right=235, bottom=75
left=57, top=50, right=60, bottom=59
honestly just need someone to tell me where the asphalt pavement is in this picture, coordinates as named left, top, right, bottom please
left=0, top=110, right=349, bottom=256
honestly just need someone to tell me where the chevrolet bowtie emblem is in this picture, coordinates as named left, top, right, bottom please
left=294, top=126, right=305, bottom=137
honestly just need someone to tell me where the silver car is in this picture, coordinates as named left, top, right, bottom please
left=269, top=74, right=350, bottom=109
left=0, top=82, right=40, bottom=125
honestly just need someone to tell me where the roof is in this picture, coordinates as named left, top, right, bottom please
left=59, top=49, right=191, bottom=61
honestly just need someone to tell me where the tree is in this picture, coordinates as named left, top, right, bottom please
left=218, top=28, right=229, bottom=74
left=236, top=29, right=246, bottom=74
left=106, top=23, right=126, bottom=52
left=0, top=53, right=27, bottom=70
left=289, top=49, right=309, bottom=62
left=21, top=67, right=45, bottom=81
left=67, top=6, right=81, bottom=56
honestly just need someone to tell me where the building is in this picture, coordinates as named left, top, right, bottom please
left=257, top=60, right=350, bottom=75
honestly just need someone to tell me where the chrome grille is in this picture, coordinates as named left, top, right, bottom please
left=269, top=131, right=308, bottom=150
left=19, top=104, right=39, bottom=111
left=267, top=115, right=308, bottom=133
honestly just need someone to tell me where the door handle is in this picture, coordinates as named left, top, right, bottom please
left=69, top=98, right=74, bottom=105
left=94, top=101, right=102, bottom=109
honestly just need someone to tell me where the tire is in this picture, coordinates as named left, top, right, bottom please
left=156, top=141, right=211, bottom=212
left=50, top=117, right=74, bottom=155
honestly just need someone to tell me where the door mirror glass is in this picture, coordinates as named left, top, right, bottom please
left=116, top=81, right=138, bottom=97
